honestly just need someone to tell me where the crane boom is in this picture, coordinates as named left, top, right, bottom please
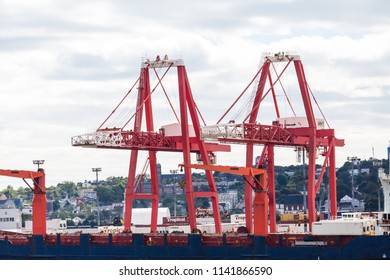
left=0, top=169, right=43, bottom=178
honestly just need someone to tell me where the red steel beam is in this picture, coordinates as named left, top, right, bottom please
left=294, top=59, right=317, bottom=229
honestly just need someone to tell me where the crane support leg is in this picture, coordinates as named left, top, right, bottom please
left=267, top=145, right=276, bottom=233
left=307, top=137, right=317, bottom=229
left=253, top=190, right=269, bottom=236
left=124, top=149, right=138, bottom=231
left=329, top=141, right=338, bottom=218
left=177, top=66, right=223, bottom=233
left=149, top=151, right=159, bottom=233
left=245, top=143, right=254, bottom=232
left=32, top=175, right=46, bottom=235
left=178, top=66, right=197, bottom=231
left=32, top=192, right=46, bottom=235
left=183, top=69, right=222, bottom=233
left=295, top=60, right=317, bottom=230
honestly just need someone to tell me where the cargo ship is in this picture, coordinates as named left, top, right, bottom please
left=0, top=212, right=389, bottom=260
left=1, top=53, right=390, bottom=259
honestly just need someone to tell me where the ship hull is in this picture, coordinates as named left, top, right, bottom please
left=0, top=233, right=389, bottom=260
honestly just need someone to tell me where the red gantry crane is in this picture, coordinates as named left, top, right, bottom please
left=200, top=52, right=344, bottom=232
left=0, top=169, right=46, bottom=235
left=72, top=55, right=230, bottom=234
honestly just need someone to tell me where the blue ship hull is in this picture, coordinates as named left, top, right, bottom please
left=0, top=233, right=389, bottom=260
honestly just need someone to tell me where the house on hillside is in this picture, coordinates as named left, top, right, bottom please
left=321, top=195, right=365, bottom=213
left=0, top=199, right=16, bottom=209
left=284, top=194, right=305, bottom=213
left=0, top=198, right=22, bottom=230
left=338, top=195, right=365, bottom=212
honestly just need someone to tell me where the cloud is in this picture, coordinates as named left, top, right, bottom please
left=0, top=0, right=390, bottom=187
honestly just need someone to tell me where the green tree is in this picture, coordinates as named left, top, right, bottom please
left=97, top=185, right=114, bottom=205
left=16, top=187, right=31, bottom=200
left=53, top=200, right=61, bottom=212
left=57, top=181, right=78, bottom=198
left=276, top=173, right=288, bottom=187
left=111, top=184, right=125, bottom=202
left=336, top=182, right=350, bottom=200
left=46, top=186, right=61, bottom=200
left=1, top=186, right=17, bottom=198
left=132, top=199, right=149, bottom=208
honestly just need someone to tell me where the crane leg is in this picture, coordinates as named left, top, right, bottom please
left=32, top=176, right=46, bottom=235
left=253, top=190, right=269, bottom=236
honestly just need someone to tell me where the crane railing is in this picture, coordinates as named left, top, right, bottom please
left=200, top=122, right=293, bottom=145
left=71, top=129, right=176, bottom=150
left=71, top=129, right=124, bottom=147
left=71, top=129, right=231, bottom=152
left=200, top=123, right=244, bottom=141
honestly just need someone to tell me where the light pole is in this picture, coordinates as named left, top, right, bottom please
left=347, top=156, right=360, bottom=212
left=92, top=167, right=102, bottom=226
left=33, top=160, right=45, bottom=170
left=170, top=169, right=178, bottom=216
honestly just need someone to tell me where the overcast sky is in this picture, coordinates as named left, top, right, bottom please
left=0, top=0, right=389, bottom=188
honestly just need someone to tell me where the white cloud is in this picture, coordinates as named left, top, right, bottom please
left=0, top=0, right=390, bottom=188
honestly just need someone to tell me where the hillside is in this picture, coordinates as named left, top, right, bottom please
left=0, top=158, right=388, bottom=226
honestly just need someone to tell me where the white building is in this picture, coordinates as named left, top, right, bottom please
left=129, top=207, right=170, bottom=225
left=22, top=207, right=32, bottom=215
left=0, top=208, right=22, bottom=230
left=338, top=195, right=365, bottom=212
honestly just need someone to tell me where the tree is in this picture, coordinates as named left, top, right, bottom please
left=276, top=173, right=288, bottom=187
left=336, top=182, right=350, bottom=200
left=97, top=185, right=114, bottom=205
left=63, top=200, right=74, bottom=211
left=16, top=187, right=30, bottom=200
left=111, top=184, right=125, bottom=202
left=57, top=181, right=78, bottom=198
left=53, top=200, right=61, bottom=212
left=1, top=186, right=17, bottom=198
left=132, top=199, right=149, bottom=208
left=46, top=186, right=61, bottom=200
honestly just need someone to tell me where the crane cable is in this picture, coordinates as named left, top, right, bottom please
left=217, top=64, right=265, bottom=124
left=308, top=84, right=330, bottom=129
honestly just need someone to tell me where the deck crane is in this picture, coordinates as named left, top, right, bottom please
left=0, top=169, right=46, bottom=235
left=72, top=56, right=230, bottom=234
left=200, top=52, right=344, bottom=232
left=179, top=163, right=268, bottom=236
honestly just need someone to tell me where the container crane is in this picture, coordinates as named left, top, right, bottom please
left=0, top=169, right=46, bottom=235
left=200, top=52, right=344, bottom=232
left=72, top=56, right=230, bottom=234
